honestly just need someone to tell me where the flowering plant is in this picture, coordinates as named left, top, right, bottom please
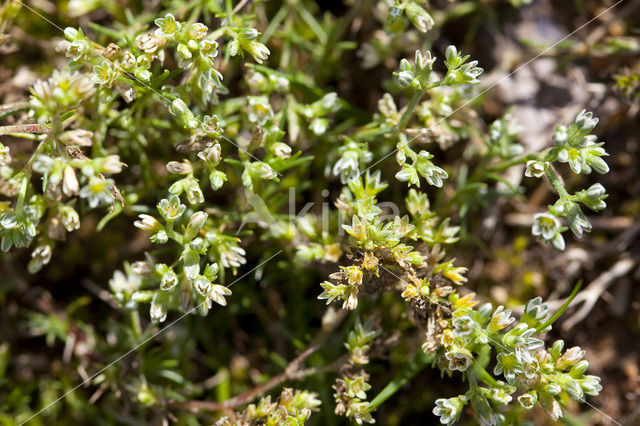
left=1, top=0, right=630, bottom=424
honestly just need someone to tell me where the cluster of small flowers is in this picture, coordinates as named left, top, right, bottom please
left=354, top=0, right=438, bottom=68
left=526, top=110, right=610, bottom=250
left=216, top=388, right=321, bottom=426
left=29, top=68, right=95, bottom=121
left=548, top=110, right=609, bottom=175
left=332, top=137, right=373, bottom=184
left=246, top=69, right=290, bottom=94
left=394, top=46, right=483, bottom=92
left=388, top=1, right=435, bottom=33
left=614, top=67, right=640, bottom=101
left=395, top=138, right=448, bottom=187
left=488, top=113, right=524, bottom=159
left=319, top=172, right=467, bottom=311
left=154, top=13, right=224, bottom=103
left=432, top=294, right=602, bottom=424
left=226, top=26, right=270, bottom=65
left=394, top=49, right=437, bottom=91
left=332, top=321, right=379, bottom=424
left=128, top=194, right=246, bottom=321
left=412, top=87, right=475, bottom=150
left=239, top=86, right=337, bottom=176
left=33, top=152, right=122, bottom=207
left=299, top=92, right=341, bottom=137
left=0, top=69, right=123, bottom=272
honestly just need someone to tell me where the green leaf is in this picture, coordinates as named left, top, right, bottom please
left=362, top=350, right=435, bottom=415
left=536, top=280, right=582, bottom=333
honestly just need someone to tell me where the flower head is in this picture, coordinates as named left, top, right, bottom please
left=433, top=396, right=466, bottom=425
left=157, top=195, right=186, bottom=222
left=445, top=346, right=473, bottom=372
left=79, top=177, right=114, bottom=208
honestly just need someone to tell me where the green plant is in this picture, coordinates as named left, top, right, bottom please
left=0, top=0, right=618, bottom=424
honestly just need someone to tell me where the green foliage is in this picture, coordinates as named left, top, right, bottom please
left=0, top=0, right=618, bottom=424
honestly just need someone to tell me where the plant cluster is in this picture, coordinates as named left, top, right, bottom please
left=0, top=0, right=619, bottom=424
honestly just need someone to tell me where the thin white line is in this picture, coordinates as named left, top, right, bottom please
left=583, top=399, right=623, bottom=426
left=377, top=264, right=621, bottom=425
left=17, top=0, right=282, bottom=176
left=358, top=0, right=626, bottom=177
left=15, top=3, right=285, bottom=421
left=19, top=250, right=282, bottom=425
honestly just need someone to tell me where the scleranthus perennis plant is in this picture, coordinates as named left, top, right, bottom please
left=1, top=0, right=625, bottom=424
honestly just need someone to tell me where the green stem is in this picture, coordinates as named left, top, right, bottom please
left=487, top=153, right=538, bottom=173
left=0, top=101, right=29, bottom=120
left=397, top=91, right=423, bottom=130
left=130, top=310, right=143, bottom=340
left=545, top=165, right=570, bottom=198
left=536, top=280, right=582, bottom=333
left=165, top=221, right=183, bottom=245
left=0, top=123, right=50, bottom=136
left=362, top=349, right=435, bottom=415
left=320, top=0, right=364, bottom=65
left=474, top=367, right=499, bottom=387
left=16, top=174, right=29, bottom=212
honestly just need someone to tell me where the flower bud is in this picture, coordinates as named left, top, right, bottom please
left=166, top=160, right=193, bottom=175
left=134, top=69, right=151, bottom=82
left=132, top=261, right=152, bottom=275
left=97, top=155, right=124, bottom=174
left=184, top=211, right=207, bottom=241
left=310, top=118, right=329, bottom=135
left=273, top=142, right=292, bottom=159
left=555, top=346, right=585, bottom=370
left=64, top=27, right=80, bottom=41
left=227, top=39, right=240, bottom=56
left=134, top=214, right=162, bottom=232
left=553, top=125, right=568, bottom=145
left=445, top=45, right=458, bottom=64
left=588, top=156, right=609, bottom=174
left=544, top=382, right=561, bottom=396
left=150, top=291, right=168, bottom=322
left=209, top=170, right=227, bottom=190
left=581, top=375, right=602, bottom=396
left=188, top=23, right=208, bottom=40
left=62, top=166, right=79, bottom=197
left=62, top=129, right=93, bottom=146
left=405, top=3, right=434, bottom=33
left=256, top=162, right=277, bottom=180
left=151, top=229, right=168, bottom=244
left=187, top=39, right=199, bottom=51
left=564, top=377, right=584, bottom=400
left=28, top=244, right=52, bottom=274
left=570, top=359, right=589, bottom=377
left=136, top=33, right=163, bottom=53
left=247, top=41, right=270, bottom=63
left=395, top=70, right=414, bottom=87
left=243, top=28, right=259, bottom=40
left=573, top=109, right=598, bottom=132
left=203, top=263, right=219, bottom=281
left=59, top=206, right=80, bottom=231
